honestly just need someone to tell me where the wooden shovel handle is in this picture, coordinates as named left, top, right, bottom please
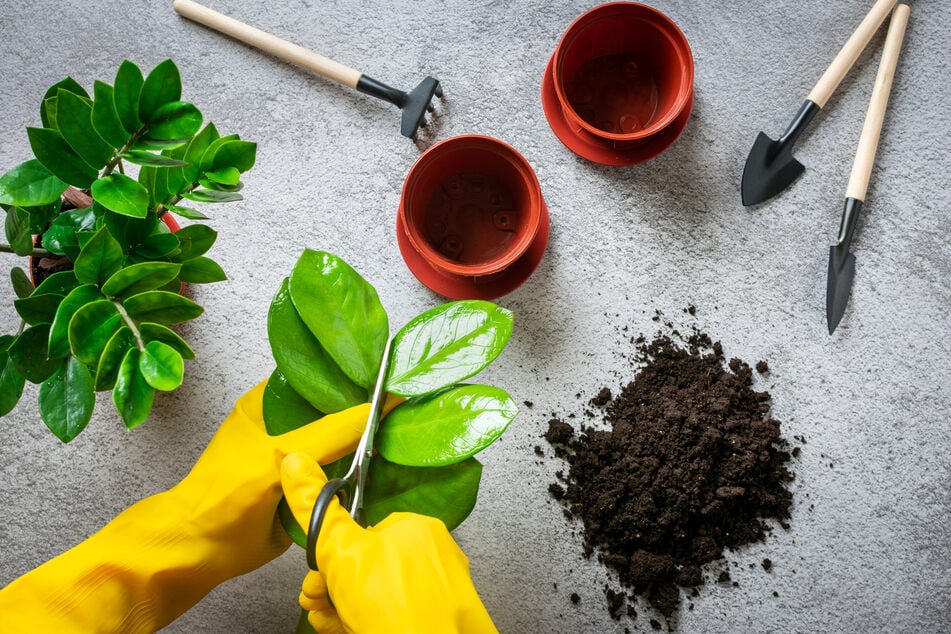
left=807, top=0, right=897, bottom=108
left=172, top=0, right=362, bottom=89
left=846, top=4, right=909, bottom=201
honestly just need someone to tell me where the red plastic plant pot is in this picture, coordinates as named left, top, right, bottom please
left=397, top=135, right=549, bottom=300
left=542, top=1, right=694, bottom=165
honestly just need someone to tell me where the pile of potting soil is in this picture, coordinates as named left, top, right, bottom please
left=545, top=323, right=794, bottom=624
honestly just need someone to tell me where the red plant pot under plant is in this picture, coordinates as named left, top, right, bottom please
left=542, top=1, right=695, bottom=166
left=396, top=135, right=549, bottom=300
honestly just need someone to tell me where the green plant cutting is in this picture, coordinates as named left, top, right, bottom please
left=266, top=249, right=518, bottom=540
left=0, top=59, right=256, bottom=441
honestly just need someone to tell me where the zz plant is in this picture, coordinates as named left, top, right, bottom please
left=267, top=249, right=518, bottom=538
left=0, top=59, right=256, bottom=441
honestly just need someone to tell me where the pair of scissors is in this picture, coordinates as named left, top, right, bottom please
left=306, top=338, right=392, bottom=571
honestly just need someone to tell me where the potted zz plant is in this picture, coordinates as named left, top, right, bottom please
left=265, top=249, right=519, bottom=543
left=0, top=59, right=256, bottom=442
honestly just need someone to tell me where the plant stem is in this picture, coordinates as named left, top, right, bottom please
left=0, top=243, right=51, bottom=258
left=102, top=130, right=143, bottom=177
left=112, top=300, right=145, bottom=351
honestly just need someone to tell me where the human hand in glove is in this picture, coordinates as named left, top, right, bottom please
left=281, top=452, right=498, bottom=634
left=0, top=381, right=390, bottom=633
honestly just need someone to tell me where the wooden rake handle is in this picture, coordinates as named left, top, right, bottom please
left=846, top=4, right=909, bottom=201
left=172, top=0, right=362, bottom=88
left=807, top=0, right=897, bottom=108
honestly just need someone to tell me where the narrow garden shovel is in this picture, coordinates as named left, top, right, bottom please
left=827, top=4, right=909, bottom=334
left=173, top=0, right=442, bottom=139
left=741, top=0, right=897, bottom=206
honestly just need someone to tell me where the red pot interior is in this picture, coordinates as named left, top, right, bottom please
left=400, top=135, right=542, bottom=277
left=553, top=2, right=693, bottom=143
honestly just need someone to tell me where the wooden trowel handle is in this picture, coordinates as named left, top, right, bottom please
left=172, top=0, right=362, bottom=89
left=807, top=0, right=897, bottom=108
left=846, top=4, right=909, bottom=201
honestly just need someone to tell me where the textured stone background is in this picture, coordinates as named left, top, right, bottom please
left=1, top=1, right=948, bottom=632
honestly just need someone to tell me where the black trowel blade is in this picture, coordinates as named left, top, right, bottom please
left=826, top=246, right=856, bottom=334
left=741, top=132, right=805, bottom=206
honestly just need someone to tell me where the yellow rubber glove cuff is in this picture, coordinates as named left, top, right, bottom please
left=0, top=382, right=379, bottom=633
left=281, top=452, right=498, bottom=634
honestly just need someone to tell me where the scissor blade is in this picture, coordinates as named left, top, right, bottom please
left=348, top=339, right=392, bottom=519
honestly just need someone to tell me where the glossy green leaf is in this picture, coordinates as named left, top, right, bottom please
left=0, top=345, right=25, bottom=415
left=73, top=226, right=123, bottom=285
left=268, top=277, right=367, bottom=413
left=123, top=291, right=202, bottom=325
left=160, top=144, right=190, bottom=198
left=5, top=206, right=33, bottom=256
left=180, top=189, right=242, bottom=203
left=364, top=456, right=482, bottom=530
left=178, top=256, right=226, bottom=284
left=9, top=324, right=61, bottom=383
left=14, top=293, right=62, bottom=325
left=92, top=81, right=131, bottom=148
left=113, top=348, right=155, bottom=429
left=94, top=326, right=134, bottom=391
left=102, top=262, right=181, bottom=298
left=41, top=77, right=88, bottom=128
left=114, top=61, right=144, bottom=134
left=91, top=174, right=149, bottom=218
left=24, top=200, right=61, bottom=234
left=169, top=224, right=216, bottom=261
left=182, top=123, right=219, bottom=184
left=203, top=166, right=241, bottom=186
left=133, top=136, right=189, bottom=152
left=0, top=159, right=68, bottom=207
left=386, top=301, right=513, bottom=397
left=39, top=356, right=95, bottom=443
left=378, top=385, right=517, bottom=467
left=277, top=497, right=308, bottom=549
left=42, top=96, right=60, bottom=131
left=120, top=149, right=188, bottom=167
left=69, top=299, right=121, bottom=365
left=198, top=177, right=243, bottom=193
left=147, top=101, right=202, bottom=140
left=199, top=134, right=240, bottom=172
left=212, top=140, right=257, bottom=173
left=32, top=270, right=79, bottom=296
left=41, top=205, right=96, bottom=258
left=138, top=340, right=183, bottom=391
left=163, top=204, right=208, bottom=220
left=27, top=127, right=97, bottom=188
left=48, top=285, right=102, bottom=358
left=103, top=211, right=157, bottom=252
left=139, top=60, right=181, bottom=122
left=136, top=232, right=179, bottom=259
left=56, top=89, right=114, bottom=169
left=11, top=267, right=33, bottom=298
left=139, top=322, right=194, bottom=359
left=289, top=250, right=388, bottom=390
left=263, top=368, right=323, bottom=436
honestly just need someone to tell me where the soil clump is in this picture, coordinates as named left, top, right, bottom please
left=545, top=324, right=794, bottom=625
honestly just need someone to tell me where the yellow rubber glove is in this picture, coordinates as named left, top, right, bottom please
left=0, top=381, right=377, bottom=633
left=281, top=452, right=498, bottom=634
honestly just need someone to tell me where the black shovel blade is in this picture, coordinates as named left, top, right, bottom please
left=741, top=100, right=820, bottom=206
left=741, top=132, right=805, bottom=206
left=826, top=245, right=856, bottom=334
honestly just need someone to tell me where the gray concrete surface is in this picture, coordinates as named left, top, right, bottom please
left=1, top=1, right=949, bottom=632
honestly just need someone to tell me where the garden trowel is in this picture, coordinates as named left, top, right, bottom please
left=827, top=4, right=908, bottom=334
left=741, top=0, right=896, bottom=206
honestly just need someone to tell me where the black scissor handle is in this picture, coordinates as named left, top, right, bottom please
left=306, top=477, right=349, bottom=571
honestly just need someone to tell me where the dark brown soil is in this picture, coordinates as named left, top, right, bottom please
left=545, top=326, right=794, bottom=624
